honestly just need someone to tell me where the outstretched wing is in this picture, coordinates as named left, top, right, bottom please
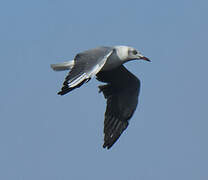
left=96, top=65, right=140, bottom=149
left=58, top=47, right=113, bottom=95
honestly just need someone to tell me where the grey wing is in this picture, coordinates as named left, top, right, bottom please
left=58, top=47, right=113, bottom=95
left=96, top=65, right=140, bottom=149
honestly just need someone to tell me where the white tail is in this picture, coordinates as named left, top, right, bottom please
left=50, top=60, right=74, bottom=71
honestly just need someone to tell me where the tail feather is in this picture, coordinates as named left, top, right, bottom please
left=50, top=60, right=74, bottom=71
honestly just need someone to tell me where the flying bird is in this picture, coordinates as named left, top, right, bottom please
left=51, top=46, right=150, bottom=149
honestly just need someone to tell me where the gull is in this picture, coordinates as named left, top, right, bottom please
left=51, top=46, right=150, bottom=149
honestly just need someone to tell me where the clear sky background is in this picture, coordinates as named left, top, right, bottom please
left=0, top=0, right=208, bottom=179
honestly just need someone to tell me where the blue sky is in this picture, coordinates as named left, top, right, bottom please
left=0, top=0, right=208, bottom=179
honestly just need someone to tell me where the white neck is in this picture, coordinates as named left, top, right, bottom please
left=114, top=46, right=129, bottom=61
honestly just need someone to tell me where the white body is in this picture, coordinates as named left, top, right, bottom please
left=50, top=46, right=132, bottom=72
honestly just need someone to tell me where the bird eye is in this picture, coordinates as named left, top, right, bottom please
left=132, top=50, right=137, bottom=55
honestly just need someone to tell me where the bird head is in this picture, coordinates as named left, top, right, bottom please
left=128, top=47, right=150, bottom=62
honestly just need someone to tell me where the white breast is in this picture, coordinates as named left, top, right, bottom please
left=114, top=46, right=129, bottom=61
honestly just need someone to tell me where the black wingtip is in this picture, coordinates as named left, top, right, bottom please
left=57, top=88, right=71, bottom=95
left=102, top=138, right=118, bottom=150
left=103, top=143, right=113, bottom=149
left=57, top=91, right=64, bottom=95
left=57, top=78, right=90, bottom=96
left=102, top=120, right=129, bottom=150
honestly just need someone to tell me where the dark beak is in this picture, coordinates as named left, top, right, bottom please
left=141, top=56, right=151, bottom=62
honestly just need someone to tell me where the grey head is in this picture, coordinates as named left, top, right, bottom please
left=128, top=47, right=150, bottom=61
left=114, top=45, right=150, bottom=62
